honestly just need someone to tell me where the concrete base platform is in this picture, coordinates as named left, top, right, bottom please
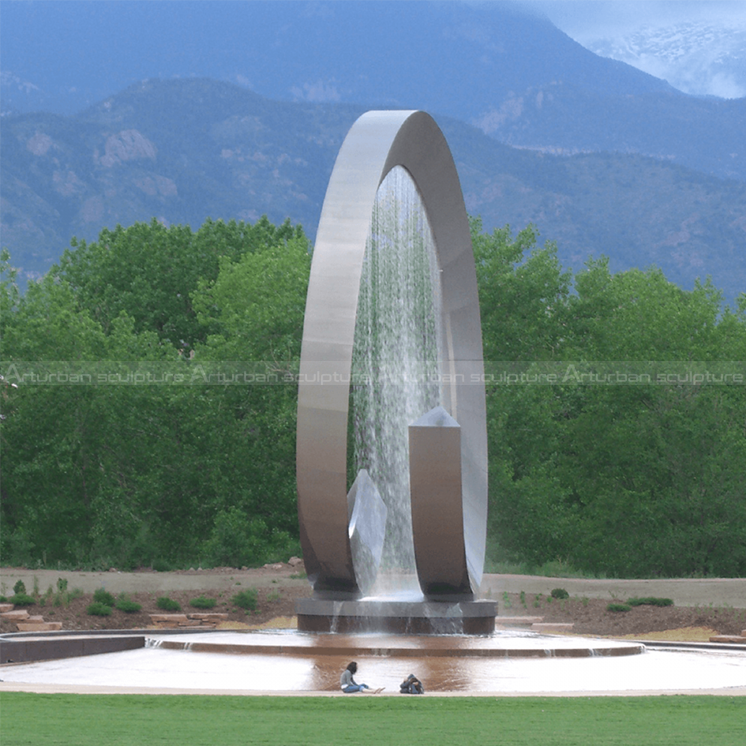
left=0, top=633, right=145, bottom=663
left=153, top=630, right=645, bottom=659
left=296, top=598, right=497, bottom=634
left=9, top=631, right=746, bottom=696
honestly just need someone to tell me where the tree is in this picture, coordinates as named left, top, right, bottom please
left=473, top=221, right=746, bottom=576
left=1, top=218, right=310, bottom=569
left=53, top=216, right=306, bottom=351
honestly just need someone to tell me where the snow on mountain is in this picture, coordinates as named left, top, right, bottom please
left=584, top=21, right=746, bottom=98
left=0, top=71, right=43, bottom=115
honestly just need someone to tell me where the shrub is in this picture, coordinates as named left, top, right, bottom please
left=115, top=594, right=142, bottom=613
left=87, top=602, right=113, bottom=616
left=156, top=596, right=181, bottom=611
left=190, top=596, right=217, bottom=609
left=550, top=588, right=569, bottom=600
left=13, top=580, right=26, bottom=596
left=10, top=593, right=36, bottom=606
left=41, top=585, right=54, bottom=606
left=232, top=589, right=258, bottom=611
left=93, top=588, right=115, bottom=607
left=0, top=595, right=7, bottom=603
left=627, top=597, right=674, bottom=607
left=607, top=603, right=631, bottom=613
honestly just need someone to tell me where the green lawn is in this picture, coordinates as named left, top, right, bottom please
left=1, top=693, right=744, bottom=745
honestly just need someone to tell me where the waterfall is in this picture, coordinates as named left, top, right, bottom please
left=351, top=166, right=443, bottom=595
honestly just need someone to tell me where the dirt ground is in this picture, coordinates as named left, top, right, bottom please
left=2, top=564, right=746, bottom=639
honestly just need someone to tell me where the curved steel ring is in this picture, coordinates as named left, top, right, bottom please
left=296, top=110, right=487, bottom=597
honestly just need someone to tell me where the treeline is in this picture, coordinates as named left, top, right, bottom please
left=1, top=218, right=310, bottom=570
left=473, top=220, right=746, bottom=577
left=1, top=217, right=745, bottom=576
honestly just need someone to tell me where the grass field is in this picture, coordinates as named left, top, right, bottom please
left=1, top=693, right=744, bottom=745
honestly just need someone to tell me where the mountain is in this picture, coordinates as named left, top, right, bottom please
left=2, top=78, right=745, bottom=302
left=2, top=1, right=744, bottom=183
left=584, top=20, right=746, bottom=99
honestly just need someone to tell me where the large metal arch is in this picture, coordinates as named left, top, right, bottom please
left=296, top=110, right=487, bottom=597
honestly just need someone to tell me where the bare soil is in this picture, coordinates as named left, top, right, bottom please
left=497, top=593, right=746, bottom=639
left=2, top=565, right=745, bottom=639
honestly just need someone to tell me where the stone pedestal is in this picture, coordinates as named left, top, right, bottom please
left=296, top=598, right=497, bottom=635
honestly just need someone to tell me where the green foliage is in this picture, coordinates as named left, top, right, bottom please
left=476, top=222, right=746, bottom=578
left=627, top=597, right=674, bottom=608
left=54, top=587, right=84, bottom=607
left=1, top=216, right=309, bottom=571
left=13, top=580, right=26, bottom=596
left=156, top=597, right=181, bottom=612
left=550, top=588, right=569, bottom=600
left=54, top=217, right=306, bottom=352
left=607, top=603, right=632, bottom=613
left=231, top=589, right=258, bottom=611
left=10, top=593, right=36, bottom=607
left=200, top=509, right=301, bottom=571
left=93, top=588, right=115, bottom=607
left=86, top=602, right=113, bottom=616
left=189, top=596, right=217, bottom=609
left=115, top=594, right=142, bottom=613
left=40, top=586, right=54, bottom=606
left=3, top=214, right=746, bottom=578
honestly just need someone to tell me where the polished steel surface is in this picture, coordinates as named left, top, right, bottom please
left=409, top=407, right=470, bottom=598
left=297, top=110, right=487, bottom=597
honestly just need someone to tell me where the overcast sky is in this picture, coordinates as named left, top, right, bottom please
left=510, top=0, right=746, bottom=40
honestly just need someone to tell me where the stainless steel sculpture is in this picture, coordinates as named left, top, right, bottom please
left=296, top=110, right=488, bottom=605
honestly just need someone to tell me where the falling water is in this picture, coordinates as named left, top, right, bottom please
left=351, top=166, right=443, bottom=594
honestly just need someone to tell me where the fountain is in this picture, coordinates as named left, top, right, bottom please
left=295, top=110, right=493, bottom=634
left=4, top=113, right=744, bottom=695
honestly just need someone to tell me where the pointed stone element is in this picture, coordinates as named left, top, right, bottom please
left=347, top=469, right=387, bottom=597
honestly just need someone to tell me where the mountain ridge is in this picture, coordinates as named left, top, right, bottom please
left=2, top=77, right=744, bottom=303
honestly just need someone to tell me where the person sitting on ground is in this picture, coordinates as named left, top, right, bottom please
left=399, top=673, right=424, bottom=694
left=340, top=661, right=383, bottom=693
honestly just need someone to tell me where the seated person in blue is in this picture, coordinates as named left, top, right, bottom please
left=340, top=661, right=383, bottom=693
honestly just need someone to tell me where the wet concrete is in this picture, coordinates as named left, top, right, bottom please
left=2, top=629, right=745, bottom=696
left=149, top=629, right=644, bottom=658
